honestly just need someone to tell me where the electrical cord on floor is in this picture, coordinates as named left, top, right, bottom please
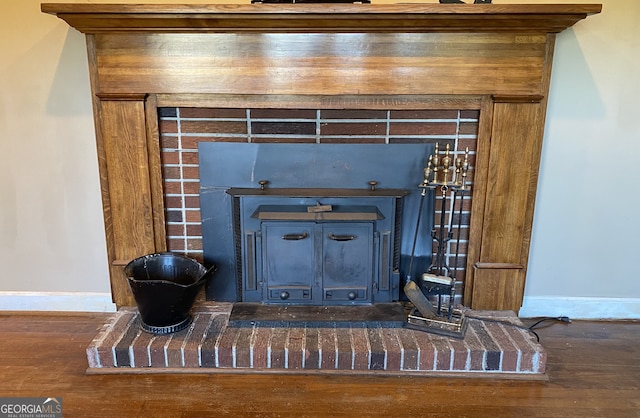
left=465, top=315, right=571, bottom=343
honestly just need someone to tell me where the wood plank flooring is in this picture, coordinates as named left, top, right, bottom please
left=0, top=312, right=638, bottom=417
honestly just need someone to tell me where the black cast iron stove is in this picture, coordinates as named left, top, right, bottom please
left=227, top=186, right=408, bottom=305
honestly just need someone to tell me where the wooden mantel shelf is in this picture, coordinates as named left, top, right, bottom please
left=41, top=3, right=601, bottom=34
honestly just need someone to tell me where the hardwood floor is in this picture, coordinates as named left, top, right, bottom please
left=0, top=312, right=638, bottom=417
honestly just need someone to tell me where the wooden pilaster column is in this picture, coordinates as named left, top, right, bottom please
left=467, top=96, right=545, bottom=311
left=97, top=94, right=161, bottom=307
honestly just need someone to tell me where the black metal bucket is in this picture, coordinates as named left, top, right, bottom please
left=124, top=253, right=216, bottom=334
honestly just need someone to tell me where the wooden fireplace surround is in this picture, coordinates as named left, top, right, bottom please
left=42, top=3, right=601, bottom=310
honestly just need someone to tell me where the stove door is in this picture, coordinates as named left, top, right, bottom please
left=262, top=222, right=318, bottom=304
left=322, top=223, right=373, bottom=304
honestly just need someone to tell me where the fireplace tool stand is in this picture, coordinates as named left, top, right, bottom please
left=404, top=143, right=469, bottom=339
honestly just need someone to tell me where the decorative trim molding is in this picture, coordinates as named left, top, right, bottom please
left=491, top=95, right=545, bottom=104
left=519, top=296, right=640, bottom=320
left=0, top=292, right=117, bottom=313
left=96, top=93, right=148, bottom=101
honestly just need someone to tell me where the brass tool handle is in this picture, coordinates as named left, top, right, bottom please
left=282, top=232, right=308, bottom=240
left=328, top=233, right=356, bottom=241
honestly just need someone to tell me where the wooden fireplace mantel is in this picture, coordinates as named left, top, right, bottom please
left=42, top=3, right=601, bottom=310
left=41, top=3, right=601, bottom=33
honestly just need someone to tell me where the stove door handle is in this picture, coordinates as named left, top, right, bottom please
left=328, top=232, right=356, bottom=241
left=282, top=232, right=308, bottom=241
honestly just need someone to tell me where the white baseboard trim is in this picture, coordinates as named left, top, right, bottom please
left=0, top=291, right=117, bottom=313
left=2, top=292, right=638, bottom=318
left=519, top=296, right=640, bottom=319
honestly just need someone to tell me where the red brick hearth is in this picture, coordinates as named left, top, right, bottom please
left=87, top=303, right=546, bottom=377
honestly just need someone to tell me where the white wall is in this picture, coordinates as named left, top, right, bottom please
left=0, top=1, right=112, bottom=311
left=519, top=0, right=640, bottom=318
left=1, top=0, right=638, bottom=317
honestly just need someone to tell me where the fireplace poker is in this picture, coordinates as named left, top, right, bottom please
left=404, top=183, right=439, bottom=319
left=406, top=183, right=428, bottom=285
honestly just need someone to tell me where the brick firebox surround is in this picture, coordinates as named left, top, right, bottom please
left=159, top=107, right=479, bottom=290
left=42, top=3, right=601, bottom=311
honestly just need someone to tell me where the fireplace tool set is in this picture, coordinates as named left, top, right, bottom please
left=404, top=143, right=469, bottom=338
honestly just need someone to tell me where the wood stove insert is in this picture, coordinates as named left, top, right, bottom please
left=199, top=142, right=433, bottom=304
